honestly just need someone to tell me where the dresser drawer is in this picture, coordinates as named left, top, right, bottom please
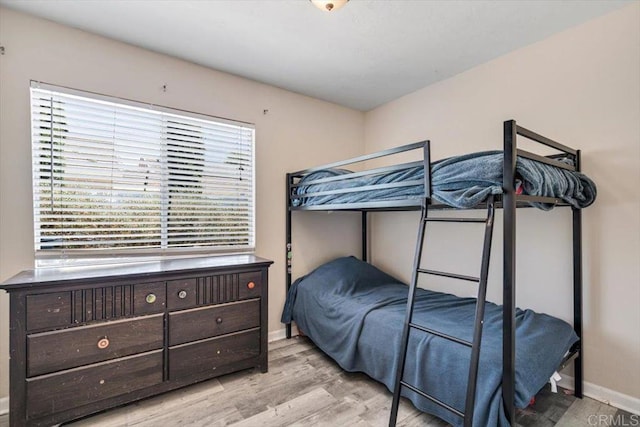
left=26, top=292, right=71, bottom=331
left=25, top=281, right=166, bottom=332
left=167, top=278, right=197, bottom=310
left=169, top=299, right=260, bottom=346
left=238, top=271, right=262, bottom=300
left=27, top=314, right=163, bottom=377
left=169, top=329, right=260, bottom=380
left=167, top=271, right=262, bottom=311
left=133, top=282, right=166, bottom=315
left=26, top=350, right=163, bottom=420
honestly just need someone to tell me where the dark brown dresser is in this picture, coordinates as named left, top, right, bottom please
left=0, top=255, right=273, bottom=427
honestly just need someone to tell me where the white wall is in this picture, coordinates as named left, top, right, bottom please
left=365, top=3, right=639, bottom=401
left=0, top=7, right=364, bottom=399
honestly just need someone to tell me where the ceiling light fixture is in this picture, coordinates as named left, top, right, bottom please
left=310, top=0, right=349, bottom=12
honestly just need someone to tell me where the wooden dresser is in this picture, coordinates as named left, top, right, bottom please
left=0, top=255, right=273, bottom=427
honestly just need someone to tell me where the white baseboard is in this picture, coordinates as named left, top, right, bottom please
left=0, top=396, right=8, bottom=416
left=268, top=325, right=299, bottom=342
left=559, top=374, right=640, bottom=415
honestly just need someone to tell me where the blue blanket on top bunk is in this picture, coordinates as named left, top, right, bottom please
left=281, top=257, right=578, bottom=427
left=292, top=150, right=597, bottom=210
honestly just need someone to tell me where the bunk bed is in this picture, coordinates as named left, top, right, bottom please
left=282, top=120, right=596, bottom=427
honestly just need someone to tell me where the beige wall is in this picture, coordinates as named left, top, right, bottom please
left=1, top=1, right=638, bottom=409
left=364, top=3, right=640, bottom=400
left=0, top=7, right=364, bottom=399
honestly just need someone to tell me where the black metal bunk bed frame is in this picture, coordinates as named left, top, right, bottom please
left=284, top=120, right=584, bottom=426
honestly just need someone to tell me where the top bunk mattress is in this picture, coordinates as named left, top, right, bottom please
left=291, top=151, right=597, bottom=210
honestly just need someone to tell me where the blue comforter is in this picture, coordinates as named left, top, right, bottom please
left=282, top=257, right=578, bottom=426
left=292, top=151, right=597, bottom=210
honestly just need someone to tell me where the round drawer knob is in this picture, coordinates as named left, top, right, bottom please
left=178, top=290, right=187, bottom=299
left=247, top=281, right=256, bottom=290
left=97, top=338, right=110, bottom=349
left=216, top=317, right=223, bottom=324
left=145, top=293, right=157, bottom=304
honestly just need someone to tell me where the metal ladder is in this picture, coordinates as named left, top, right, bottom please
left=389, top=195, right=496, bottom=427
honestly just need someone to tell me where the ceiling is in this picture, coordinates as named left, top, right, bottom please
left=0, top=0, right=630, bottom=111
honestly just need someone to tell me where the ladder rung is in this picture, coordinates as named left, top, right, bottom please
left=409, top=323, right=472, bottom=347
left=425, top=217, right=486, bottom=223
left=400, top=381, right=465, bottom=418
left=417, top=269, right=480, bottom=283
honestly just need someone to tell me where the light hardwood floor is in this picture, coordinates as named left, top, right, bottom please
left=0, top=337, right=634, bottom=426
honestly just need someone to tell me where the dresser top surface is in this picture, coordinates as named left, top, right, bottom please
left=1, top=254, right=273, bottom=290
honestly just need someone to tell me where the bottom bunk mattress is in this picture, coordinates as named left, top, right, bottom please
left=281, top=256, right=578, bottom=427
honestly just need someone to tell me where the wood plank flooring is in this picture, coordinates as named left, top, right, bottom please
left=0, top=336, right=635, bottom=426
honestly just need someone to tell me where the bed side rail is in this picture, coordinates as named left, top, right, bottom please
left=288, top=140, right=432, bottom=205
left=289, top=141, right=428, bottom=176
left=512, top=123, right=579, bottom=172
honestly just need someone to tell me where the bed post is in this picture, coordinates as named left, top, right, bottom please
left=503, top=120, right=517, bottom=423
left=573, top=150, right=584, bottom=398
left=362, top=211, right=368, bottom=262
left=286, top=173, right=293, bottom=339
left=424, top=141, right=432, bottom=199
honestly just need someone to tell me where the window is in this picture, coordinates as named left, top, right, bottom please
left=31, top=83, right=255, bottom=263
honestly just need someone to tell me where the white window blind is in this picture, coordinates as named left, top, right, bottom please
left=31, top=83, right=255, bottom=260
